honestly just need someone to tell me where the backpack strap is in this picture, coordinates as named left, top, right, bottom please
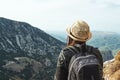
left=86, top=46, right=93, bottom=54
left=87, top=46, right=102, bottom=65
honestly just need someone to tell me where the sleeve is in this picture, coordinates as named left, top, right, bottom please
left=54, top=50, right=68, bottom=80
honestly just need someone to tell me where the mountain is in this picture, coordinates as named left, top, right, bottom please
left=48, top=31, right=120, bottom=61
left=88, top=31, right=120, bottom=52
left=47, top=31, right=67, bottom=43
left=87, top=31, right=120, bottom=61
left=0, top=17, right=65, bottom=80
left=100, top=50, right=113, bottom=62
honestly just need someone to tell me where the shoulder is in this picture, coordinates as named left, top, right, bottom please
left=57, top=46, right=74, bottom=67
left=60, top=46, right=74, bottom=58
left=86, top=45, right=98, bottom=49
left=86, top=45, right=102, bottom=58
left=87, top=45, right=100, bottom=52
left=58, top=46, right=74, bottom=59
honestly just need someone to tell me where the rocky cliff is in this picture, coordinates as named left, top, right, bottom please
left=0, top=17, right=65, bottom=80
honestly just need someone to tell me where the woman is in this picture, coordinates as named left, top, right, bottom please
left=54, top=20, right=103, bottom=80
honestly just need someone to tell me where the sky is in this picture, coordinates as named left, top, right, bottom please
left=0, top=0, right=120, bottom=33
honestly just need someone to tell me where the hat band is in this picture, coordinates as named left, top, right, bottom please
left=70, top=32, right=88, bottom=40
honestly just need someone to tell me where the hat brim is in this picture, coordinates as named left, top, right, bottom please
left=66, top=27, right=92, bottom=42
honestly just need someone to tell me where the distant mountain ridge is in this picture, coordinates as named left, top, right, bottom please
left=48, top=31, right=120, bottom=52
left=48, top=31, right=120, bottom=61
left=88, top=31, right=120, bottom=55
left=0, top=17, right=65, bottom=80
left=48, top=31, right=119, bottom=43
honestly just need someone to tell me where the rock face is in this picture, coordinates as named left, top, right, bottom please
left=0, top=17, right=65, bottom=80
left=100, top=50, right=114, bottom=62
left=103, top=51, right=120, bottom=80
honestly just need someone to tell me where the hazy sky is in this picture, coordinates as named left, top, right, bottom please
left=0, top=0, right=120, bottom=33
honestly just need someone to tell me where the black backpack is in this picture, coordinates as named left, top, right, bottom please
left=68, top=46, right=102, bottom=80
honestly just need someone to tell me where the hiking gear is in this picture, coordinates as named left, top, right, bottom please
left=68, top=46, right=102, bottom=80
left=66, top=20, right=92, bottom=42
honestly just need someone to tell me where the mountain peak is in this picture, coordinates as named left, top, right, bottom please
left=0, top=17, right=65, bottom=80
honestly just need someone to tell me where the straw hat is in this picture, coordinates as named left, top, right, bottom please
left=66, top=20, right=92, bottom=42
